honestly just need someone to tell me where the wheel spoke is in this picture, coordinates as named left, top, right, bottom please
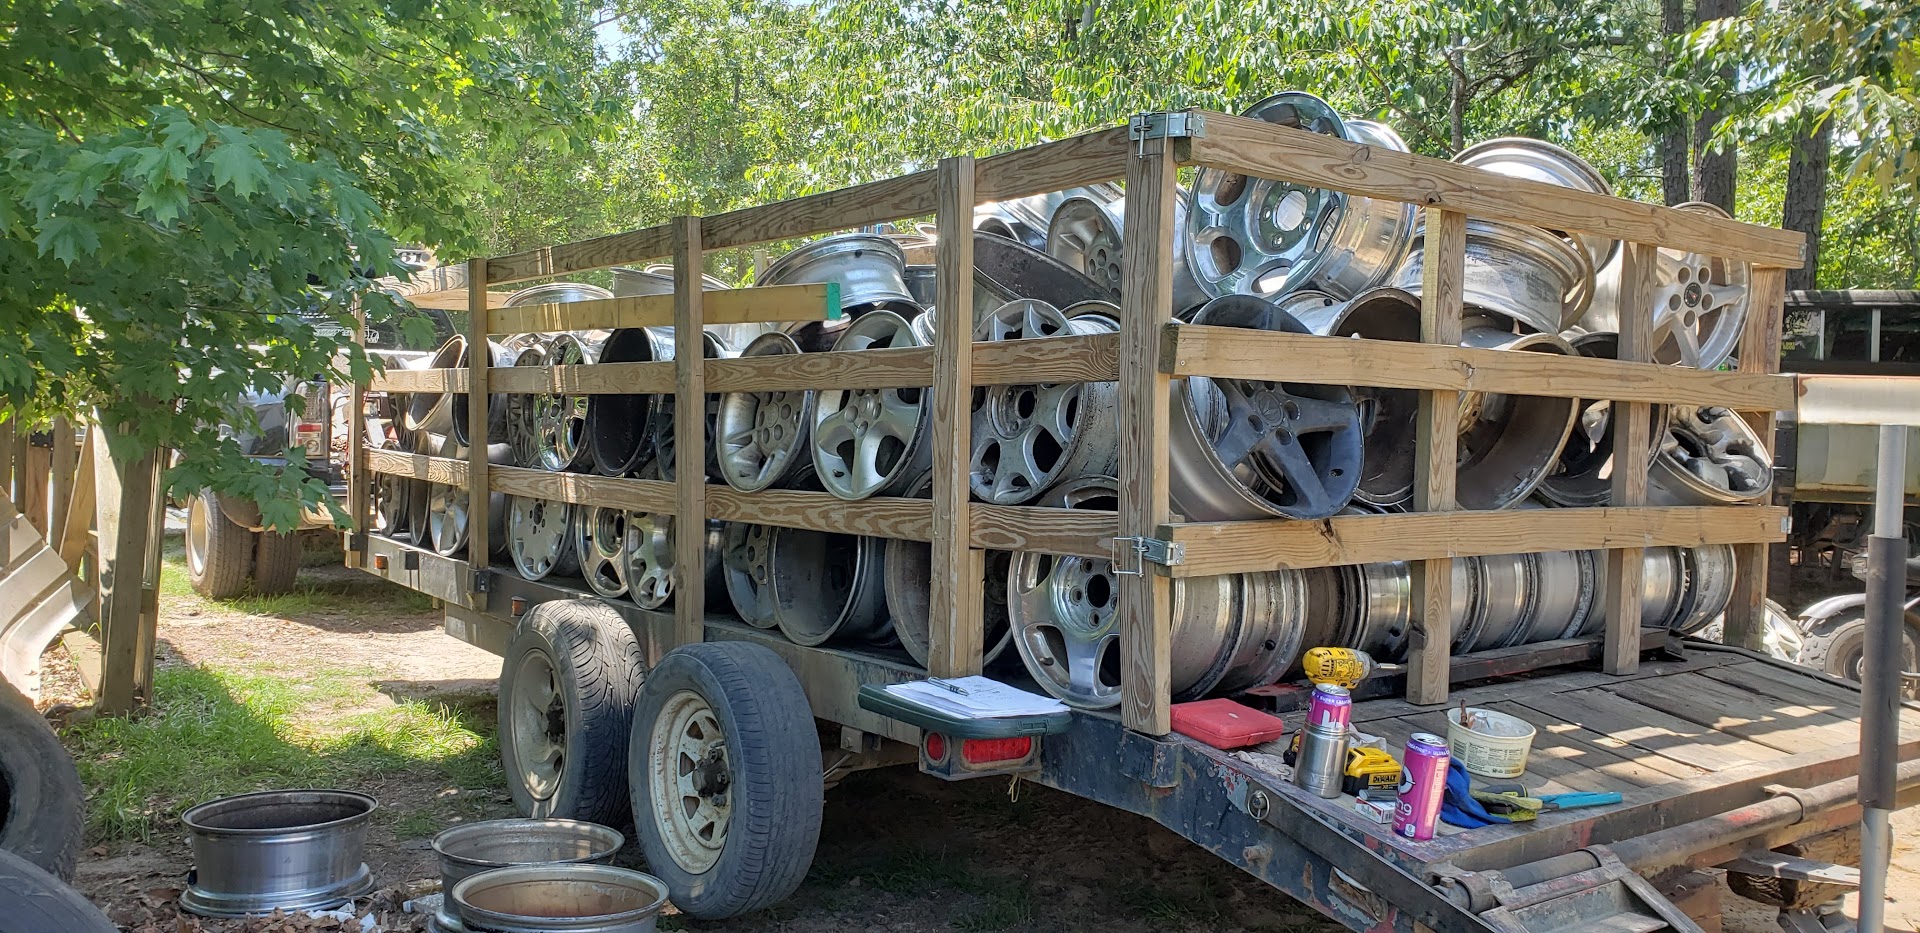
left=1262, top=435, right=1332, bottom=515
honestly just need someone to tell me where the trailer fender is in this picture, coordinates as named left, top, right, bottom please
left=1797, top=593, right=1865, bottom=630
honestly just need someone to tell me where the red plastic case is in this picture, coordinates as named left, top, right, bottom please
left=1170, top=698, right=1287, bottom=749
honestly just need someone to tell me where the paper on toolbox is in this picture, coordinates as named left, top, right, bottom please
left=885, top=676, right=1068, bottom=719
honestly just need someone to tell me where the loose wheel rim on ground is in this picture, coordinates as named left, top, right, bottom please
left=508, top=648, right=566, bottom=808
left=185, top=494, right=212, bottom=577
left=647, top=689, right=732, bottom=875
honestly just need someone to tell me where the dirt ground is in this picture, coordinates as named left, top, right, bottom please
left=36, top=545, right=1920, bottom=932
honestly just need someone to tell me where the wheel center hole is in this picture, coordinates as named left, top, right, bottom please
left=1270, top=190, right=1310, bottom=231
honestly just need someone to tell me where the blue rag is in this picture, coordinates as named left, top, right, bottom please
left=1439, top=757, right=1509, bottom=828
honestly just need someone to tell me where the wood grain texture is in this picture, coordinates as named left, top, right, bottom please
left=1160, top=326, right=1796, bottom=411
left=346, top=301, right=369, bottom=568
left=1181, top=112, right=1806, bottom=268
left=1158, top=506, right=1789, bottom=576
left=1410, top=207, right=1465, bottom=706
left=465, top=258, right=493, bottom=594
left=705, top=346, right=933, bottom=393
left=1117, top=135, right=1178, bottom=735
left=705, top=487, right=931, bottom=539
left=94, top=431, right=157, bottom=716
left=702, top=171, right=939, bottom=250
left=366, top=448, right=470, bottom=486
left=489, top=466, right=675, bottom=514
left=488, top=361, right=675, bottom=395
left=673, top=217, right=707, bottom=650
left=485, top=284, right=836, bottom=335
left=368, top=368, right=467, bottom=393
left=1727, top=265, right=1790, bottom=651
left=928, top=158, right=982, bottom=678
left=974, top=127, right=1131, bottom=202
left=486, top=224, right=674, bottom=286
left=973, top=333, right=1119, bottom=385
left=969, top=504, right=1114, bottom=558
left=57, top=428, right=94, bottom=570
left=1605, top=243, right=1658, bottom=675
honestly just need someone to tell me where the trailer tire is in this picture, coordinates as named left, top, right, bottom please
left=252, top=530, right=304, bottom=595
left=186, top=489, right=254, bottom=599
left=498, top=600, right=644, bottom=826
left=1801, top=609, right=1920, bottom=698
left=0, top=849, right=114, bottom=933
left=628, top=642, right=820, bottom=920
left=0, top=679, right=84, bottom=882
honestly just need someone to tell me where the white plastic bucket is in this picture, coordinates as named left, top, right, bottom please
left=1445, top=707, right=1537, bottom=778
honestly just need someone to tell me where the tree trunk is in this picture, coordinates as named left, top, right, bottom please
left=1659, top=0, right=1691, bottom=205
left=1692, top=0, right=1737, bottom=212
left=1447, top=33, right=1466, bottom=155
left=1782, top=118, right=1832, bottom=291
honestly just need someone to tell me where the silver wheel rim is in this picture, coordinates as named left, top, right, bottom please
left=651, top=332, right=733, bottom=483
left=534, top=335, right=595, bottom=472
left=811, top=311, right=930, bottom=500
left=1453, top=328, right=1581, bottom=511
left=969, top=301, right=1120, bottom=504
left=721, top=523, right=779, bottom=628
left=576, top=506, right=630, bottom=598
left=625, top=512, right=676, bottom=610
left=1046, top=195, right=1126, bottom=298
left=430, top=484, right=469, bottom=556
left=508, top=496, right=574, bottom=581
left=716, top=333, right=814, bottom=492
left=372, top=474, right=407, bottom=535
left=509, top=648, right=566, bottom=810
left=648, top=690, right=731, bottom=875
left=1648, top=406, right=1773, bottom=505
left=186, top=494, right=211, bottom=576
left=1650, top=204, right=1749, bottom=369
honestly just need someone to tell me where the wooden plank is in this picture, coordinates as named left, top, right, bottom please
left=1606, top=243, right=1658, bottom=676
left=1515, top=684, right=1790, bottom=771
left=1727, top=265, right=1788, bottom=651
left=57, top=426, right=94, bottom=570
left=968, top=504, right=1113, bottom=559
left=1400, top=709, right=1639, bottom=794
left=1179, top=111, right=1806, bottom=268
left=1158, top=505, right=1787, bottom=576
left=48, top=418, right=74, bottom=548
left=366, top=448, right=470, bottom=486
left=1409, top=207, right=1465, bottom=706
left=928, top=157, right=983, bottom=678
left=973, top=126, right=1131, bottom=203
left=345, top=301, right=369, bottom=569
left=1349, top=651, right=1737, bottom=722
left=671, top=217, right=706, bottom=652
left=467, top=257, right=493, bottom=593
left=972, top=333, right=1119, bottom=385
left=93, top=426, right=157, bottom=716
left=1694, top=660, right=1865, bottom=712
left=486, top=224, right=674, bottom=286
left=1483, top=701, right=1695, bottom=788
left=489, top=466, right=675, bottom=514
left=702, top=171, right=939, bottom=251
left=489, top=361, right=675, bottom=396
left=1158, top=326, right=1797, bottom=411
left=369, top=367, right=467, bottom=394
left=1606, top=674, right=1862, bottom=753
left=1117, top=133, right=1178, bottom=735
left=705, top=487, right=929, bottom=539
left=22, top=442, right=50, bottom=535
left=706, top=346, right=933, bottom=394
left=485, top=284, right=838, bottom=336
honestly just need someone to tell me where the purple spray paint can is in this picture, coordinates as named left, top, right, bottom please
left=1394, top=732, right=1450, bottom=841
left=1306, top=683, right=1353, bottom=730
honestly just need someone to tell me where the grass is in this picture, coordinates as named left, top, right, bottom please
left=64, top=663, right=499, bottom=843
left=155, top=545, right=435, bottom=618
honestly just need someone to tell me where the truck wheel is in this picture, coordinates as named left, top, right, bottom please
left=629, top=642, right=821, bottom=919
left=252, top=530, right=304, bottom=595
left=1802, top=610, right=1920, bottom=698
left=0, top=849, right=114, bottom=933
left=0, top=679, right=84, bottom=881
left=498, top=601, right=644, bottom=826
left=186, top=489, right=254, bottom=599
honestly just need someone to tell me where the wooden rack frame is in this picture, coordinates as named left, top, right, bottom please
left=352, top=110, right=1801, bottom=736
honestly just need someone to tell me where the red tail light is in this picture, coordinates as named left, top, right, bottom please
left=959, top=737, right=1032, bottom=766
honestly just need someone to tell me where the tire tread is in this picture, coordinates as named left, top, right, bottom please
left=498, top=601, right=644, bottom=826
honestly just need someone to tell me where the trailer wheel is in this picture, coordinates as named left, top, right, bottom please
left=0, top=849, right=114, bottom=933
left=252, top=530, right=304, bottom=595
left=498, top=601, right=644, bottom=826
left=1801, top=609, right=1920, bottom=698
left=186, top=489, right=253, bottom=599
left=628, top=642, right=821, bottom=919
left=0, top=678, right=84, bottom=881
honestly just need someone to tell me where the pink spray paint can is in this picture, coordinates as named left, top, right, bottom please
left=1306, top=683, right=1353, bottom=730
left=1394, top=732, right=1450, bottom=841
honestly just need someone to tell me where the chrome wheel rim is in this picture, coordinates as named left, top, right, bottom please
left=534, top=334, right=597, bottom=472
left=186, top=494, right=211, bottom=576
left=624, top=512, right=676, bottom=610
left=811, top=311, right=930, bottom=500
left=575, top=506, right=630, bottom=599
left=1453, top=328, right=1581, bottom=510
left=968, top=301, right=1120, bottom=504
left=647, top=690, right=731, bottom=875
left=509, top=648, right=566, bottom=807
left=430, top=484, right=469, bottom=557
left=716, top=332, right=814, bottom=492
left=508, top=497, right=575, bottom=581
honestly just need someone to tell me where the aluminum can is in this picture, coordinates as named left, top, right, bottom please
left=1394, top=732, right=1450, bottom=841
left=1306, top=683, right=1353, bottom=730
left=1292, top=721, right=1350, bottom=799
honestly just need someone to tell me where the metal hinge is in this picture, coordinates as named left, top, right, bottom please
left=1111, top=535, right=1185, bottom=575
left=1129, top=112, right=1206, bottom=154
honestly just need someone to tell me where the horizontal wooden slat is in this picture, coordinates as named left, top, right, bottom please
left=973, top=333, right=1119, bottom=385
left=707, top=347, right=935, bottom=393
left=365, top=448, right=469, bottom=485
left=490, top=362, right=675, bottom=395
left=707, top=487, right=931, bottom=538
left=971, top=503, right=1113, bottom=558
left=1161, top=324, right=1798, bottom=411
left=368, top=368, right=466, bottom=393
left=486, top=284, right=839, bottom=335
left=486, top=225, right=675, bottom=286
left=1180, top=111, right=1805, bottom=269
left=974, top=127, right=1132, bottom=203
left=1159, top=505, right=1788, bottom=577
left=703, top=172, right=940, bottom=251
left=489, top=466, right=675, bottom=513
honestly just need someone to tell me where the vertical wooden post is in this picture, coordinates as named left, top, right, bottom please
left=1118, top=134, right=1177, bottom=735
left=1408, top=208, right=1465, bottom=706
left=60, top=426, right=96, bottom=572
left=466, top=259, right=492, bottom=596
left=0, top=420, right=15, bottom=506
left=49, top=418, right=75, bottom=547
left=93, top=426, right=159, bottom=716
left=1726, top=265, right=1788, bottom=650
left=672, top=216, right=708, bottom=651
left=1605, top=243, right=1659, bottom=674
left=22, top=432, right=51, bottom=535
left=929, top=157, right=984, bottom=677
left=136, top=448, right=167, bottom=698
left=345, top=299, right=370, bottom=569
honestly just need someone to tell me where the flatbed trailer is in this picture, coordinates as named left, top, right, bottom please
left=349, top=110, right=1920, bottom=931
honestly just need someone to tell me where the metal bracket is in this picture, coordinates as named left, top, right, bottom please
left=1110, top=536, right=1185, bottom=576
left=471, top=568, right=491, bottom=593
left=1129, top=111, right=1206, bottom=155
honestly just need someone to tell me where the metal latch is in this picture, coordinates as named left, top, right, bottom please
left=1129, top=112, right=1206, bottom=154
left=1111, top=535, right=1185, bottom=575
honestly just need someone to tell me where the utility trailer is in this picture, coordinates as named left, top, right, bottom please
left=347, top=110, right=1920, bottom=931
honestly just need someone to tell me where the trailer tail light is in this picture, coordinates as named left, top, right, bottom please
left=290, top=379, right=331, bottom=459
left=960, top=737, right=1032, bottom=766
left=918, top=731, right=1038, bottom=780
